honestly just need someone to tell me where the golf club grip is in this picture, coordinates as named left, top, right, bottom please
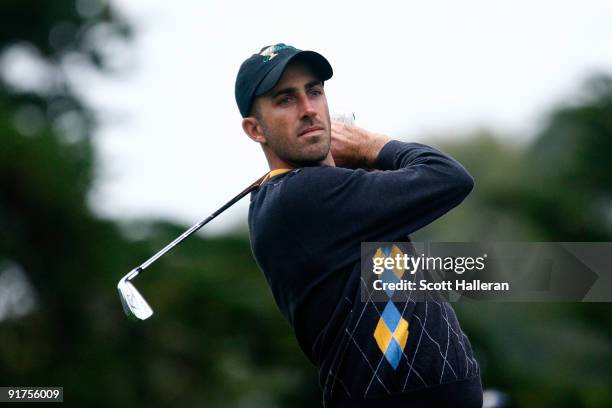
left=136, top=173, right=269, bottom=273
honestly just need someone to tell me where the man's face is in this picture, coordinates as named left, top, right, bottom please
left=251, top=61, right=331, bottom=167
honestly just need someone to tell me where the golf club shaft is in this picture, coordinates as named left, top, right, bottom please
left=130, top=173, right=269, bottom=279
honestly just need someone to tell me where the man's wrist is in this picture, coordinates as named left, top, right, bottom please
left=363, top=133, right=392, bottom=168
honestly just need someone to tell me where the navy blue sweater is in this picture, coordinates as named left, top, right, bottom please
left=248, top=141, right=482, bottom=407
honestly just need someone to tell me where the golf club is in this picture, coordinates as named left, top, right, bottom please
left=117, top=172, right=269, bottom=321
left=118, top=113, right=355, bottom=321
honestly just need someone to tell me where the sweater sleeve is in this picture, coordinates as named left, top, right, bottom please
left=278, top=141, right=474, bottom=263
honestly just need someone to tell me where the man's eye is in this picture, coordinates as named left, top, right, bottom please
left=309, top=89, right=323, bottom=96
left=278, top=97, right=292, bottom=105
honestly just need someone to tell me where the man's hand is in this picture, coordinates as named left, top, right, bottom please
left=331, top=121, right=391, bottom=169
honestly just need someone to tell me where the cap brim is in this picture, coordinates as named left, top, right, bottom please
left=254, top=50, right=333, bottom=97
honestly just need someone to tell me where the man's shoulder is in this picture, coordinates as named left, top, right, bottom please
left=279, top=165, right=357, bottom=184
left=255, top=166, right=358, bottom=212
left=273, top=165, right=360, bottom=196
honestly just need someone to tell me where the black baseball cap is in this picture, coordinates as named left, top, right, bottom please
left=235, top=43, right=333, bottom=117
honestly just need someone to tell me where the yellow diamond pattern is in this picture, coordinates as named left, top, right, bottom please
left=389, top=245, right=405, bottom=279
left=373, top=315, right=410, bottom=354
left=393, top=318, right=409, bottom=350
left=373, top=317, right=393, bottom=352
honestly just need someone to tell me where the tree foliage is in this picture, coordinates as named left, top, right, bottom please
left=0, top=1, right=610, bottom=406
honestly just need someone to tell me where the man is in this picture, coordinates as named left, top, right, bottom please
left=235, top=43, right=483, bottom=407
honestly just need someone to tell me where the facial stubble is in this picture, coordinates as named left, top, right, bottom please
left=259, top=118, right=331, bottom=167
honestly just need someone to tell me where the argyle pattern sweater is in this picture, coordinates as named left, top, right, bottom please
left=248, top=141, right=482, bottom=407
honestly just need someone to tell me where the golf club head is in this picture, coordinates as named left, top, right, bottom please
left=117, top=274, right=153, bottom=321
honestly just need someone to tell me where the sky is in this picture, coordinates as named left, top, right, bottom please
left=71, top=0, right=612, bottom=234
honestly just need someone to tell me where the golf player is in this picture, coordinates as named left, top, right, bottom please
left=236, top=43, right=483, bottom=407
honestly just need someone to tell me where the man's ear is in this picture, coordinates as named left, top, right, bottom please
left=242, top=117, right=266, bottom=144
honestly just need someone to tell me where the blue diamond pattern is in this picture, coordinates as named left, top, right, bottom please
left=380, top=268, right=400, bottom=297
left=384, top=337, right=402, bottom=369
left=381, top=302, right=401, bottom=331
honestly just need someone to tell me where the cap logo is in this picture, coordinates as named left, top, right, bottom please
left=259, top=44, right=296, bottom=62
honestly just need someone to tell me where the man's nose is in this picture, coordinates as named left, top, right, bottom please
left=298, top=94, right=317, bottom=118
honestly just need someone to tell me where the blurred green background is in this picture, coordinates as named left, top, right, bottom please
left=1, top=1, right=611, bottom=407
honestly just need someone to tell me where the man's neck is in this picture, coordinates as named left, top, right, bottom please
left=267, top=155, right=335, bottom=171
